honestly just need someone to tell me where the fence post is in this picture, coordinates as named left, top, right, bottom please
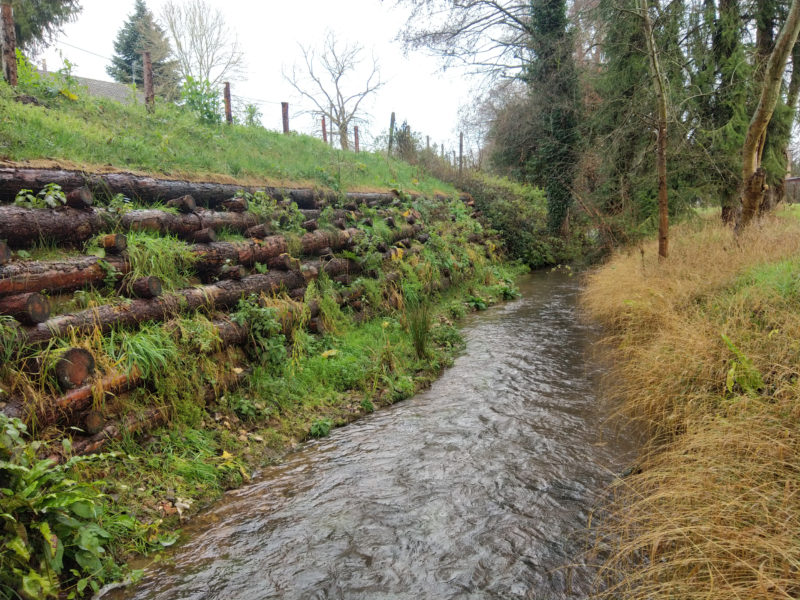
left=322, top=116, right=327, bottom=143
left=142, top=52, right=154, bottom=112
left=1, top=2, right=17, bottom=87
left=223, top=81, right=233, bottom=124
left=388, top=112, right=396, bottom=156
left=459, top=131, right=464, bottom=176
left=281, top=102, right=289, bottom=134
left=354, top=126, right=360, bottom=153
left=426, top=136, right=430, bottom=151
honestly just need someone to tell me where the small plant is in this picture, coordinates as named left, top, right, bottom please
left=404, top=297, right=432, bottom=359
left=124, top=232, right=197, bottom=290
left=466, top=295, right=488, bottom=311
left=14, top=183, right=67, bottom=209
left=180, top=76, right=221, bottom=125
left=309, top=418, right=333, bottom=438
left=360, top=398, right=375, bottom=413
left=0, top=415, right=126, bottom=599
left=232, top=296, right=287, bottom=373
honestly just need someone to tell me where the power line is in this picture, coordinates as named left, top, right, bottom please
left=53, top=39, right=114, bottom=62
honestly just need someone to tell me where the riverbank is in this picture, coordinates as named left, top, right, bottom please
left=582, top=208, right=800, bottom=599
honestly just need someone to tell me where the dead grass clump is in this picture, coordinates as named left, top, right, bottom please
left=584, top=210, right=800, bottom=599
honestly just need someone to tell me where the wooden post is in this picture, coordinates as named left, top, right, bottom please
left=388, top=112, right=396, bottom=156
left=142, top=51, right=154, bottom=112
left=1, top=2, right=17, bottom=87
left=459, top=132, right=464, bottom=176
left=426, top=136, right=430, bottom=150
left=329, top=104, right=334, bottom=146
left=354, top=126, right=360, bottom=153
left=281, top=102, right=289, bottom=134
left=223, top=81, right=233, bottom=124
left=322, top=116, right=328, bottom=143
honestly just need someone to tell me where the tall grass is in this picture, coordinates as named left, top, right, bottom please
left=123, top=231, right=197, bottom=290
left=583, top=210, right=800, bottom=599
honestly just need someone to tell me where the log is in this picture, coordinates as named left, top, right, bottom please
left=69, top=407, right=166, bottom=458
left=19, top=270, right=308, bottom=346
left=0, top=241, right=10, bottom=265
left=166, top=194, right=197, bottom=213
left=126, top=276, right=163, bottom=299
left=245, top=224, right=270, bottom=239
left=0, top=168, right=429, bottom=212
left=221, top=196, right=248, bottom=212
left=0, top=292, right=50, bottom=324
left=0, top=255, right=129, bottom=297
left=53, top=348, right=95, bottom=390
left=84, top=410, right=105, bottom=435
left=267, top=253, right=301, bottom=271
left=0, top=206, right=110, bottom=248
left=100, top=233, right=128, bottom=254
left=121, top=208, right=260, bottom=238
left=192, top=228, right=217, bottom=244
left=36, top=368, right=141, bottom=428
left=65, top=187, right=93, bottom=210
left=303, top=219, right=318, bottom=232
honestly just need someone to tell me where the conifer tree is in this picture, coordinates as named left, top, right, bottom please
left=107, top=0, right=179, bottom=99
left=9, top=0, right=81, bottom=52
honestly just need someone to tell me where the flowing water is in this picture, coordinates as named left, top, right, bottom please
left=110, top=271, right=637, bottom=600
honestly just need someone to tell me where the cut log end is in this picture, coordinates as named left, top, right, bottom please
left=129, top=276, right=163, bottom=299
left=55, top=348, right=95, bottom=390
left=192, top=228, right=217, bottom=244
left=0, top=292, right=51, bottom=324
left=100, top=233, right=128, bottom=254
left=65, top=187, right=93, bottom=210
left=166, top=194, right=197, bottom=213
left=303, top=219, right=319, bottom=232
left=245, top=224, right=271, bottom=239
left=221, top=197, right=249, bottom=213
left=0, top=240, right=10, bottom=265
left=84, top=410, right=105, bottom=435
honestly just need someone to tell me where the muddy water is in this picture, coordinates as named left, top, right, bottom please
left=111, top=271, right=636, bottom=600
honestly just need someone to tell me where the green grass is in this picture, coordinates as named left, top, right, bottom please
left=121, top=231, right=197, bottom=290
left=0, top=82, right=454, bottom=197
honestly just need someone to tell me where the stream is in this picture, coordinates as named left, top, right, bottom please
left=109, top=271, right=637, bottom=600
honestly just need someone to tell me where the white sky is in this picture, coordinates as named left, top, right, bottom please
left=38, top=0, right=477, bottom=154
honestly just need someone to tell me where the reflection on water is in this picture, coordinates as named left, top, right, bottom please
left=111, top=271, right=636, bottom=600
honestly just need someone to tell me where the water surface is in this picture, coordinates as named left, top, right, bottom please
left=112, top=271, right=635, bottom=600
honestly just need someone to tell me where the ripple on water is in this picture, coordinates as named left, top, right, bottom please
left=109, top=272, right=637, bottom=600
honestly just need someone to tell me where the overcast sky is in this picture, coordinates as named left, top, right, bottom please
left=38, top=0, right=477, bottom=154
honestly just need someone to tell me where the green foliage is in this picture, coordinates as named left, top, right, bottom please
left=15, top=50, right=82, bottom=102
left=104, top=324, right=179, bottom=379
left=180, top=77, right=222, bottom=125
left=722, top=334, right=764, bottom=396
left=360, top=398, right=375, bottom=413
left=309, top=418, right=333, bottom=438
left=106, top=0, right=179, bottom=98
left=0, top=415, right=125, bottom=599
left=404, top=296, right=432, bottom=359
left=232, top=297, right=287, bottom=373
left=14, top=183, right=66, bottom=209
left=10, top=0, right=81, bottom=51
left=123, top=231, right=196, bottom=290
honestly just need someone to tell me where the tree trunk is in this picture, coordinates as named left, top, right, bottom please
left=0, top=255, right=129, bottom=297
left=641, top=0, right=669, bottom=259
left=1, top=2, right=17, bottom=87
left=0, top=292, right=51, bottom=324
left=739, top=0, right=800, bottom=229
left=18, top=270, right=309, bottom=346
left=0, top=240, right=10, bottom=265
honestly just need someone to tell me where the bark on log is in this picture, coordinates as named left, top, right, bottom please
left=0, top=292, right=50, bottom=324
left=192, top=228, right=217, bottom=243
left=0, top=167, right=423, bottom=210
left=166, top=194, right=197, bottom=213
left=245, top=224, right=270, bottom=238
left=0, top=206, right=110, bottom=248
left=126, top=276, right=163, bottom=299
left=100, top=233, right=127, bottom=254
left=303, top=219, right=318, bottom=232
left=220, top=196, right=248, bottom=212
left=36, top=368, right=141, bottom=428
left=65, top=187, right=93, bottom=210
left=54, top=348, right=95, bottom=390
left=0, top=255, right=129, bottom=297
left=20, top=270, right=308, bottom=346
left=120, top=208, right=259, bottom=238
left=0, top=241, right=10, bottom=265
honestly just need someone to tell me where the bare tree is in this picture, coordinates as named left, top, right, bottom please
left=284, top=32, right=383, bottom=151
left=160, top=0, right=244, bottom=87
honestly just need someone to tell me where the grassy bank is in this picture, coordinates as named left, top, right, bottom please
left=583, top=210, right=800, bottom=598
left=0, top=77, right=450, bottom=196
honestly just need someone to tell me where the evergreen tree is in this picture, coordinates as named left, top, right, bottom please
left=107, top=0, right=179, bottom=99
left=10, top=0, right=81, bottom=52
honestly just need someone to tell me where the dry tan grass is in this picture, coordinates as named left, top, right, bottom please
left=584, top=210, right=800, bottom=599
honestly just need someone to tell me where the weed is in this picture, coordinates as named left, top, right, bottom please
left=123, top=232, right=197, bottom=291
left=360, top=398, right=375, bottom=413
left=309, top=418, right=333, bottom=438
left=404, top=297, right=432, bottom=359
left=232, top=296, right=287, bottom=373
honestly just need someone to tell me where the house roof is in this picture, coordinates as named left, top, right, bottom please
left=37, top=70, right=144, bottom=105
